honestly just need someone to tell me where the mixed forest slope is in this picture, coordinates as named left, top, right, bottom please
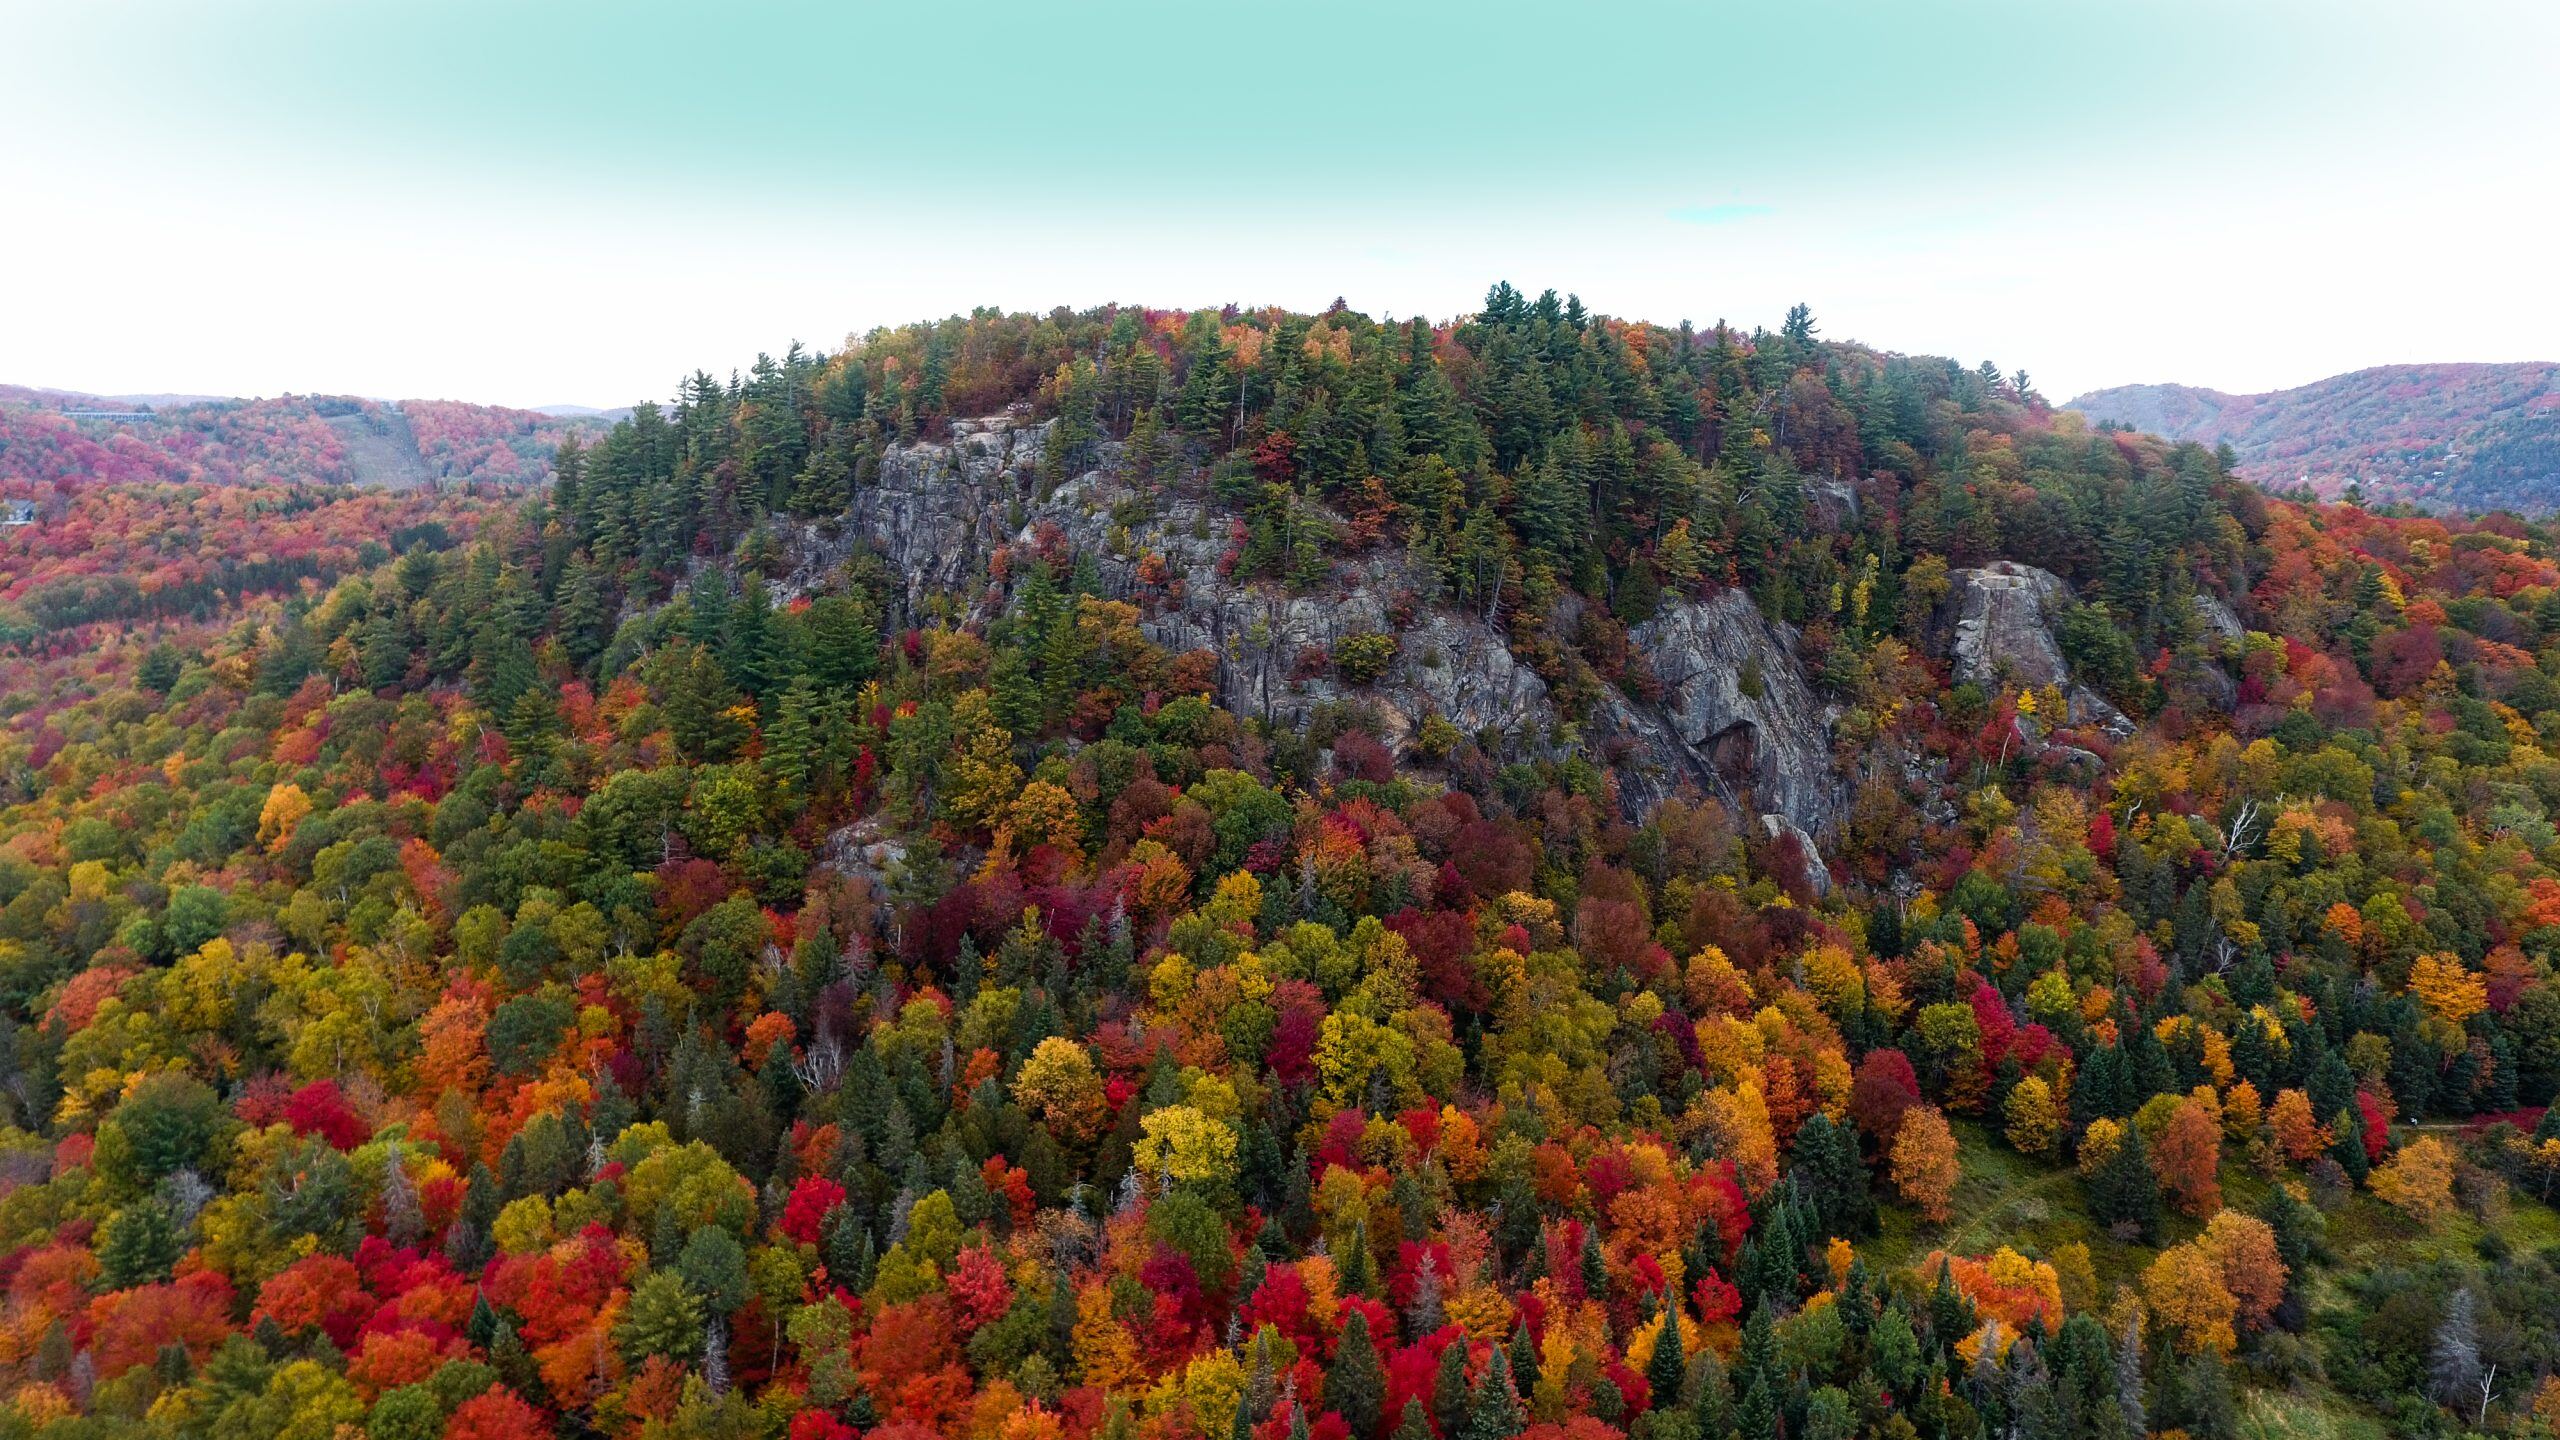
left=2070, top=363, right=2560, bottom=514
left=6, top=290, right=2560, bottom=1440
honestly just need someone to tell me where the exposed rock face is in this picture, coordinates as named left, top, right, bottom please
left=1615, top=590, right=1841, bottom=835
left=1942, top=561, right=2132, bottom=735
left=836, top=415, right=1849, bottom=840
left=1033, top=476, right=1554, bottom=752
left=1807, top=476, right=1862, bottom=530
left=848, top=416, right=1056, bottom=619
left=1761, top=814, right=1834, bottom=898
left=2192, top=592, right=2245, bottom=644
left=839, top=417, right=1553, bottom=753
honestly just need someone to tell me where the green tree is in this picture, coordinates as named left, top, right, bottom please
left=1326, top=1308, right=1386, bottom=1436
left=1466, top=1346, right=1522, bottom=1440
left=616, top=1270, right=706, bottom=1365
left=97, top=1199, right=182, bottom=1287
left=679, top=1225, right=752, bottom=1316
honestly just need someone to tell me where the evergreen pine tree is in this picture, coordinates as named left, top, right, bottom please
left=1688, top=1347, right=1732, bottom=1438
left=1735, top=1374, right=1778, bottom=1440
left=2088, top=1123, right=2162, bottom=1236
left=1340, top=1218, right=1377, bottom=1297
left=1432, top=1342, right=1471, bottom=1436
left=1508, top=1320, right=1539, bottom=1402
left=1391, top=1399, right=1435, bottom=1440
left=1646, top=1305, right=1687, bottom=1411
left=1325, top=1309, right=1386, bottom=1437
left=1465, top=1347, right=1521, bottom=1440
left=1580, top=1226, right=1610, bottom=1305
left=2327, top=1108, right=2370, bottom=1183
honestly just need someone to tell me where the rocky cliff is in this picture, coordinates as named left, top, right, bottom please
left=845, top=416, right=1051, bottom=616
left=828, top=416, right=1855, bottom=855
left=839, top=416, right=1553, bottom=753
left=1605, top=591, right=1842, bottom=834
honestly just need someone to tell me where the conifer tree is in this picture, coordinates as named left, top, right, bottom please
left=2089, top=1122, right=2162, bottom=1236
left=1507, top=1320, right=1539, bottom=1403
left=1646, top=1305, right=1686, bottom=1411
left=1432, top=1342, right=1471, bottom=1436
left=1326, top=1309, right=1386, bottom=1438
left=1391, top=1400, right=1434, bottom=1440
left=1465, top=1347, right=1521, bottom=1440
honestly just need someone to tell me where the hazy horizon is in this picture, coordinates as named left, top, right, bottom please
left=5, top=0, right=2557, bottom=410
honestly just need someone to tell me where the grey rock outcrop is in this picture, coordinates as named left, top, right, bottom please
left=834, top=415, right=1850, bottom=842
left=838, top=416, right=1553, bottom=754
left=1611, top=589, right=1841, bottom=835
left=2191, top=592, right=2245, bottom=644
left=1760, top=814, right=1833, bottom=897
left=847, top=415, right=1057, bottom=619
left=1941, top=561, right=2133, bottom=735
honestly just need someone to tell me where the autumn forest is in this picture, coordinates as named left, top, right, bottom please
left=5, top=287, right=2559, bottom=1440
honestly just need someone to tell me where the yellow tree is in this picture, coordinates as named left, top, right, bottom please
left=1132, top=1105, right=1238, bottom=1191
left=1698, top=1079, right=1780, bottom=1199
left=2221, top=1080, right=2263, bottom=1145
left=258, top=782, right=313, bottom=852
left=2370, top=1136, right=2456, bottom=1224
left=2141, top=1243, right=2237, bottom=1356
left=2408, top=953, right=2487, bottom=1047
left=1012, top=1037, right=1109, bottom=1143
left=943, top=692, right=1022, bottom=837
left=1071, top=1284, right=1143, bottom=1393
left=2002, top=1077, right=2062, bottom=1158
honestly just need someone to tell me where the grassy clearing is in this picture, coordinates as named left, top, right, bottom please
left=1865, top=1120, right=2152, bottom=1291
left=2234, top=1388, right=2391, bottom=1440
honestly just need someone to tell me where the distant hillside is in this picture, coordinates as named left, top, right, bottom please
left=2068, top=361, right=2560, bottom=512
left=0, top=387, right=607, bottom=490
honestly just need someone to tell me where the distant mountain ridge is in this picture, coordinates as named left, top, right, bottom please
left=0, top=385, right=608, bottom=490
left=2067, top=361, right=2560, bottom=512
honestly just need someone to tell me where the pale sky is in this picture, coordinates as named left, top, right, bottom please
left=2, top=1, right=2554, bottom=411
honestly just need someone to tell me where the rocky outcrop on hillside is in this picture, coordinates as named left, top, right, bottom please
left=2192, top=592, right=2245, bottom=644
left=837, top=417, right=1553, bottom=754
left=833, top=415, right=1853, bottom=846
left=846, top=416, right=1055, bottom=618
left=1112, top=522, right=1553, bottom=753
left=1599, top=590, right=1842, bottom=838
left=1940, top=561, right=2133, bottom=735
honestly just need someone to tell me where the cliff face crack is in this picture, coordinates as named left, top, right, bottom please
left=1621, top=588, right=1842, bottom=837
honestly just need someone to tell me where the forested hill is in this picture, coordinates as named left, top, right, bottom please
left=11, top=287, right=2560, bottom=1439
left=0, top=387, right=605, bottom=492
left=2069, top=362, right=2560, bottom=514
